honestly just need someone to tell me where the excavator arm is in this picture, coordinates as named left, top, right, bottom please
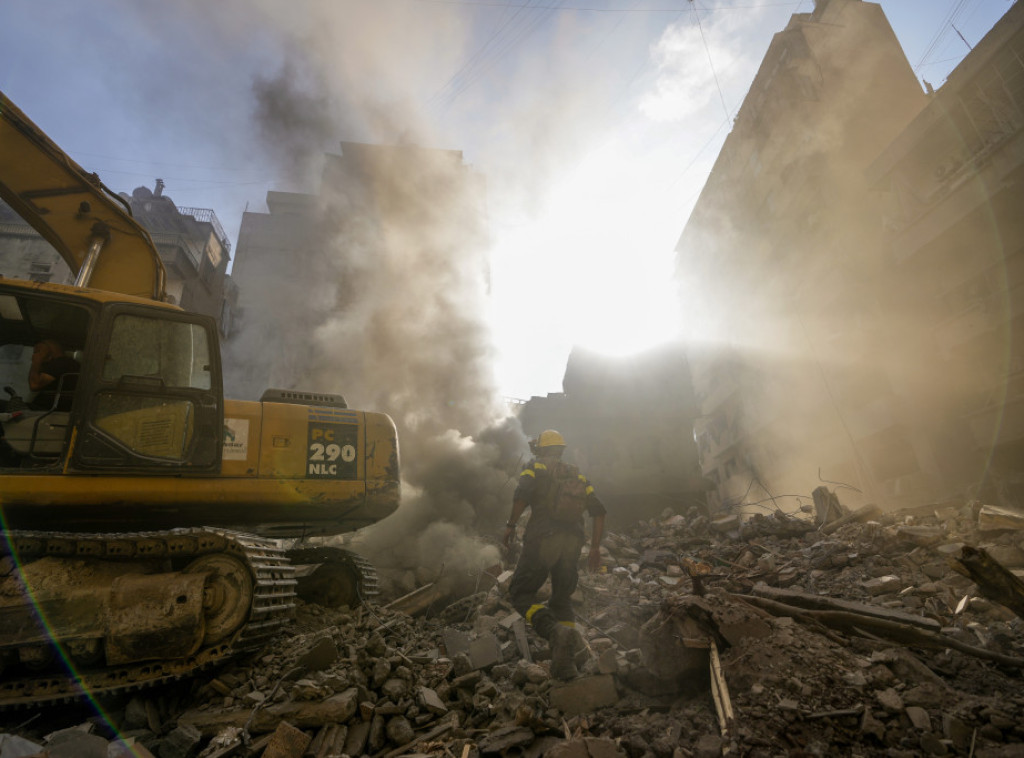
left=0, top=89, right=166, bottom=301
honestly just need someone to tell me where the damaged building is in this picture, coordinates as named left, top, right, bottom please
left=519, top=344, right=708, bottom=529
left=676, top=0, right=1024, bottom=514
left=0, top=181, right=235, bottom=333
left=224, top=141, right=489, bottom=405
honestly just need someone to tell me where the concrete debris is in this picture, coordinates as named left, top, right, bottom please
left=1, top=498, right=1024, bottom=756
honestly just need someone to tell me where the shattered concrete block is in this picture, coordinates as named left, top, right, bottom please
left=983, top=544, right=1024, bottom=568
left=451, top=652, right=474, bottom=676
left=498, top=611, right=523, bottom=629
left=902, top=684, right=944, bottom=708
left=252, top=688, right=361, bottom=731
left=896, top=526, right=947, bottom=546
left=0, top=734, right=42, bottom=758
left=861, top=709, right=886, bottom=741
left=386, top=715, right=415, bottom=746
left=381, top=676, right=409, bottom=700
left=511, top=661, right=548, bottom=685
left=978, top=504, right=1024, bottom=531
left=862, top=575, right=901, bottom=596
left=776, top=569, right=800, bottom=587
left=583, top=737, right=629, bottom=758
left=544, top=739, right=600, bottom=758
left=122, top=698, right=150, bottom=731
left=939, top=714, right=970, bottom=749
left=714, top=605, right=772, bottom=646
left=297, top=636, right=339, bottom=672
left=905, top=706, right=931, bottom=730
left=342, top=720, right=371, bottom=757
left=921, top=563, right=950, bottom=580
left=477, top=726, right=534, bottom=755
left=418, top=686, right=449, bottom=715
left=155, top=723, right=203, bottom=758
left=262, top=721, right=311, bottom=758
left=442, top=628, right=471, bottom=657
left=46, top=733, right=109, bottom=758
left=918, top=733, right=947, bottom=756
left=468, top=633, right=503, bottom=669
left=368, top=713, right=386, bottom=753
left=549, top=674, right=618, bottom=715
left=597, top=648, right=619, bottom=674
left=694, top=734, right=724, bottom=758
left=242, top=690, right=267, bottom=707
left=876, top=688, right=904, bottom=713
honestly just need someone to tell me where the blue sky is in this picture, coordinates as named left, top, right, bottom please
left=0, top=0, right=1013, bottom=399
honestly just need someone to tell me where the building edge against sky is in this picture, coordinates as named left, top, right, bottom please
left=676, top=0, right=1024, bottom=514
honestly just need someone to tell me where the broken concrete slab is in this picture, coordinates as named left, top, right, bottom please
left=296, top=636, right=339, bottom=672
left=978, top=504, right=1024, bottom=532
left=442, top=628, right=471, bottom=657
left=262, top=721, right=311, bottom=758
left=549, top=674, right=619, bottom=715
left=153, top=724, right=202, bottom=758
left=468, top=633, right=502, bottom=669
left=477, top=726, right=535, bottom=755
left=0, top=734, right=42, bottom=758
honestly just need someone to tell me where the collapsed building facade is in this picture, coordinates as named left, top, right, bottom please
left=676, top=0, right=1024, bottom=514
left=519, top=345, right=707, bottom=530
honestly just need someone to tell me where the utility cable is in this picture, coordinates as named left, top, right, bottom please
left=914, top=0, right=972, bottom=74
left=690, top=1, right=731, bottom=122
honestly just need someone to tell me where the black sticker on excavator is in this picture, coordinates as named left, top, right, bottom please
left=307, top=423, right=358, bottom=479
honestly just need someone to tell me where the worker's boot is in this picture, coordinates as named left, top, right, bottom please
left=549, top=624, right=580, bottom=680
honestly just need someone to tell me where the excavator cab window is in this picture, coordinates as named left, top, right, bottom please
left=73, top=305, right=223, bottom=473
left=0, top=290, right=91, bottom=468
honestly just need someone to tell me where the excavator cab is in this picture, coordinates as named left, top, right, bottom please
left=0, top=282, right=222, bottom=473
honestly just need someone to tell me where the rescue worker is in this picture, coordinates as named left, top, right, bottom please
left=502, top=429, right=606, bottom=679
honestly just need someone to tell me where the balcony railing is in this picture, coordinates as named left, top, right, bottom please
left=178, top=206, right=231, bottom=254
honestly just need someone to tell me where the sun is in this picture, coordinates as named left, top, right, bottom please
left=488, top=140, right=685, bottom=397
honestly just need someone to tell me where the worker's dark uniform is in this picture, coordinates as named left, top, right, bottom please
left=508, top=457, right=606, bottom=639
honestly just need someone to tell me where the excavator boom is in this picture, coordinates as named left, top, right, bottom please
left=0, top=90, right=166, bottom=301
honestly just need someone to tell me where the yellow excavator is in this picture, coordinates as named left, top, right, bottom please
left=0, top=90, right=400, bottom=707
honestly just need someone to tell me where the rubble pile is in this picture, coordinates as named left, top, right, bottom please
left=2, top=498, right=1023, bottom=757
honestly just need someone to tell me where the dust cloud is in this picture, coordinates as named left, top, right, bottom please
left=218, top=10, right=532, bottom=595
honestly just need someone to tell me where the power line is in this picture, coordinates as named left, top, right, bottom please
left=66, top=150, right=271, bottom=174
left=691, top=1, right=731, bottom=122
left=913, top=0, right=973, bottom=73
left=83, top=167, right=273, bottom=188
left=406, top=0, right=809, bottom=10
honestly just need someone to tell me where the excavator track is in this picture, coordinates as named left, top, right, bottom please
left=286, top=546, right=380, bottom=607
left=0, top=528, right=297, bottom=709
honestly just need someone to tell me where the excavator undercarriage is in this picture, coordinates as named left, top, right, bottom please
left=0, top=529, right=380, bottom=709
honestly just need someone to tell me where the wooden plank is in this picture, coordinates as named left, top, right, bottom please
left=751, top=584, right=941, bottom=632
left=708, top=639, right=734, bottom=740
left=953, top=546, right=1024, bottom=620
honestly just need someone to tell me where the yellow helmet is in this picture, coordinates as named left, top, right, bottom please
left=536, top=429, right=566, bottom=448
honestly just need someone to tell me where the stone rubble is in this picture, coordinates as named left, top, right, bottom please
left=1, top=497, right=1022, bottom=757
